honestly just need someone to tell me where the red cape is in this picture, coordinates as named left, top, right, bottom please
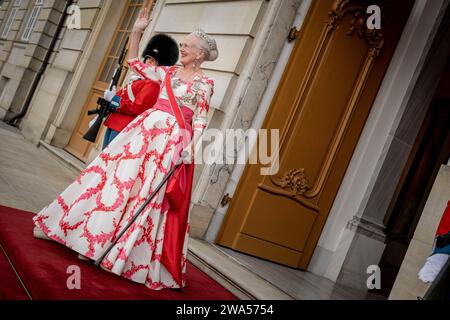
left=436, top=200, right=450, bottom=237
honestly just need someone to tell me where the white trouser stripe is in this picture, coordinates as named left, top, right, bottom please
left=127, top=84, right=135, bottom=102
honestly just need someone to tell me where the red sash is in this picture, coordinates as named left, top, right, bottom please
left=165, top=67, right=186, bottom=131
left=164, top=67, right=189, bottom=198
left=160, top=67, right=195, bottom=287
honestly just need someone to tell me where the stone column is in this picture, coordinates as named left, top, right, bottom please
left=336, top=0, right=450, bottom=292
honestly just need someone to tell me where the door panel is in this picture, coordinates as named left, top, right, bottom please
left=217, top=0, right=414, bottom=269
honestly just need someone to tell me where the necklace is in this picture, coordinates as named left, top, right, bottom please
left=174, top=67, right=203, bottom=83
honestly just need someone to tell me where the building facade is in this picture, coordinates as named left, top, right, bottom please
left=0, top=0, right=66, bottom=121
left=0, top=0, right=449, bottom=299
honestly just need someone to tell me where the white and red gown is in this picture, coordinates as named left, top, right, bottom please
left=33, top=58, right=214, bottom=290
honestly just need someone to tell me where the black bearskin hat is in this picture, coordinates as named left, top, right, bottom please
left=142, top=33, right=179, bottom=66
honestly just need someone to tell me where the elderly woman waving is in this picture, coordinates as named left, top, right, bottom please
left=33, top=7, right=218, bottom=291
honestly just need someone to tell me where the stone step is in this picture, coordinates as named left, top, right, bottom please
left=38, top=140, right=86, bottom=174
left=188, top=238, right=293, bottom=300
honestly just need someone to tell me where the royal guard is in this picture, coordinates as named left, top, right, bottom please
left=101, top=33, right=179, bottom=149
left=418, top=200, right=450, bottom=283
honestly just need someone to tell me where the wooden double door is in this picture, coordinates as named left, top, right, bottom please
left=217, top=0, right=414, bottom=269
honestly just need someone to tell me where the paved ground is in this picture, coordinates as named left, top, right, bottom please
left=0, top=122, right=78, bottom=213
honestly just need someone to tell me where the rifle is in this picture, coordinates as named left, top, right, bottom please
left=83, top=37, right=129, bottom=142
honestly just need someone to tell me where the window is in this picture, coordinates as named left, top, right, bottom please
left=21, top=0, right=43, bottom=41
left=1, top=0, right=22, bottom=39
left=1, top=9, right=17, bottom=39
left=99, top=0, right=148, bottom=83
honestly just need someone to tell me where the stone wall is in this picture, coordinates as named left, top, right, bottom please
left=0, top=0, right=66, bottom=119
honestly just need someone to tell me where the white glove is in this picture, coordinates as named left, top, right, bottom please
left=104, top=85, right=117, bottom=102
left=89, top=115, right=99, bottom=128
left=418, top=253, right=449, bottom=283
left=128, top=75, right=142, bottom=83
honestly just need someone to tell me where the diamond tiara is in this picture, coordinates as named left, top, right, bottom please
left=193, top=28, right=217, bottom=52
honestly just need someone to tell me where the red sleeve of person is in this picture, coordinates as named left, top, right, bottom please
left=418, top=200, right=450, bottom=283
left=104, top=79, right=160, bottom=132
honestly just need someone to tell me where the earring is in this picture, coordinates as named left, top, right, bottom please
left=193, top=59, right=199, bottom=71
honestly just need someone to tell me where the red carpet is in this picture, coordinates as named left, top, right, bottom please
left=0, top=205, right=237, bottom=300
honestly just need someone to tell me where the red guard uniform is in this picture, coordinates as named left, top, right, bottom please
left=104, top=78, right=160, bottom=132
left=418, top=200, right=450, bottom=283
